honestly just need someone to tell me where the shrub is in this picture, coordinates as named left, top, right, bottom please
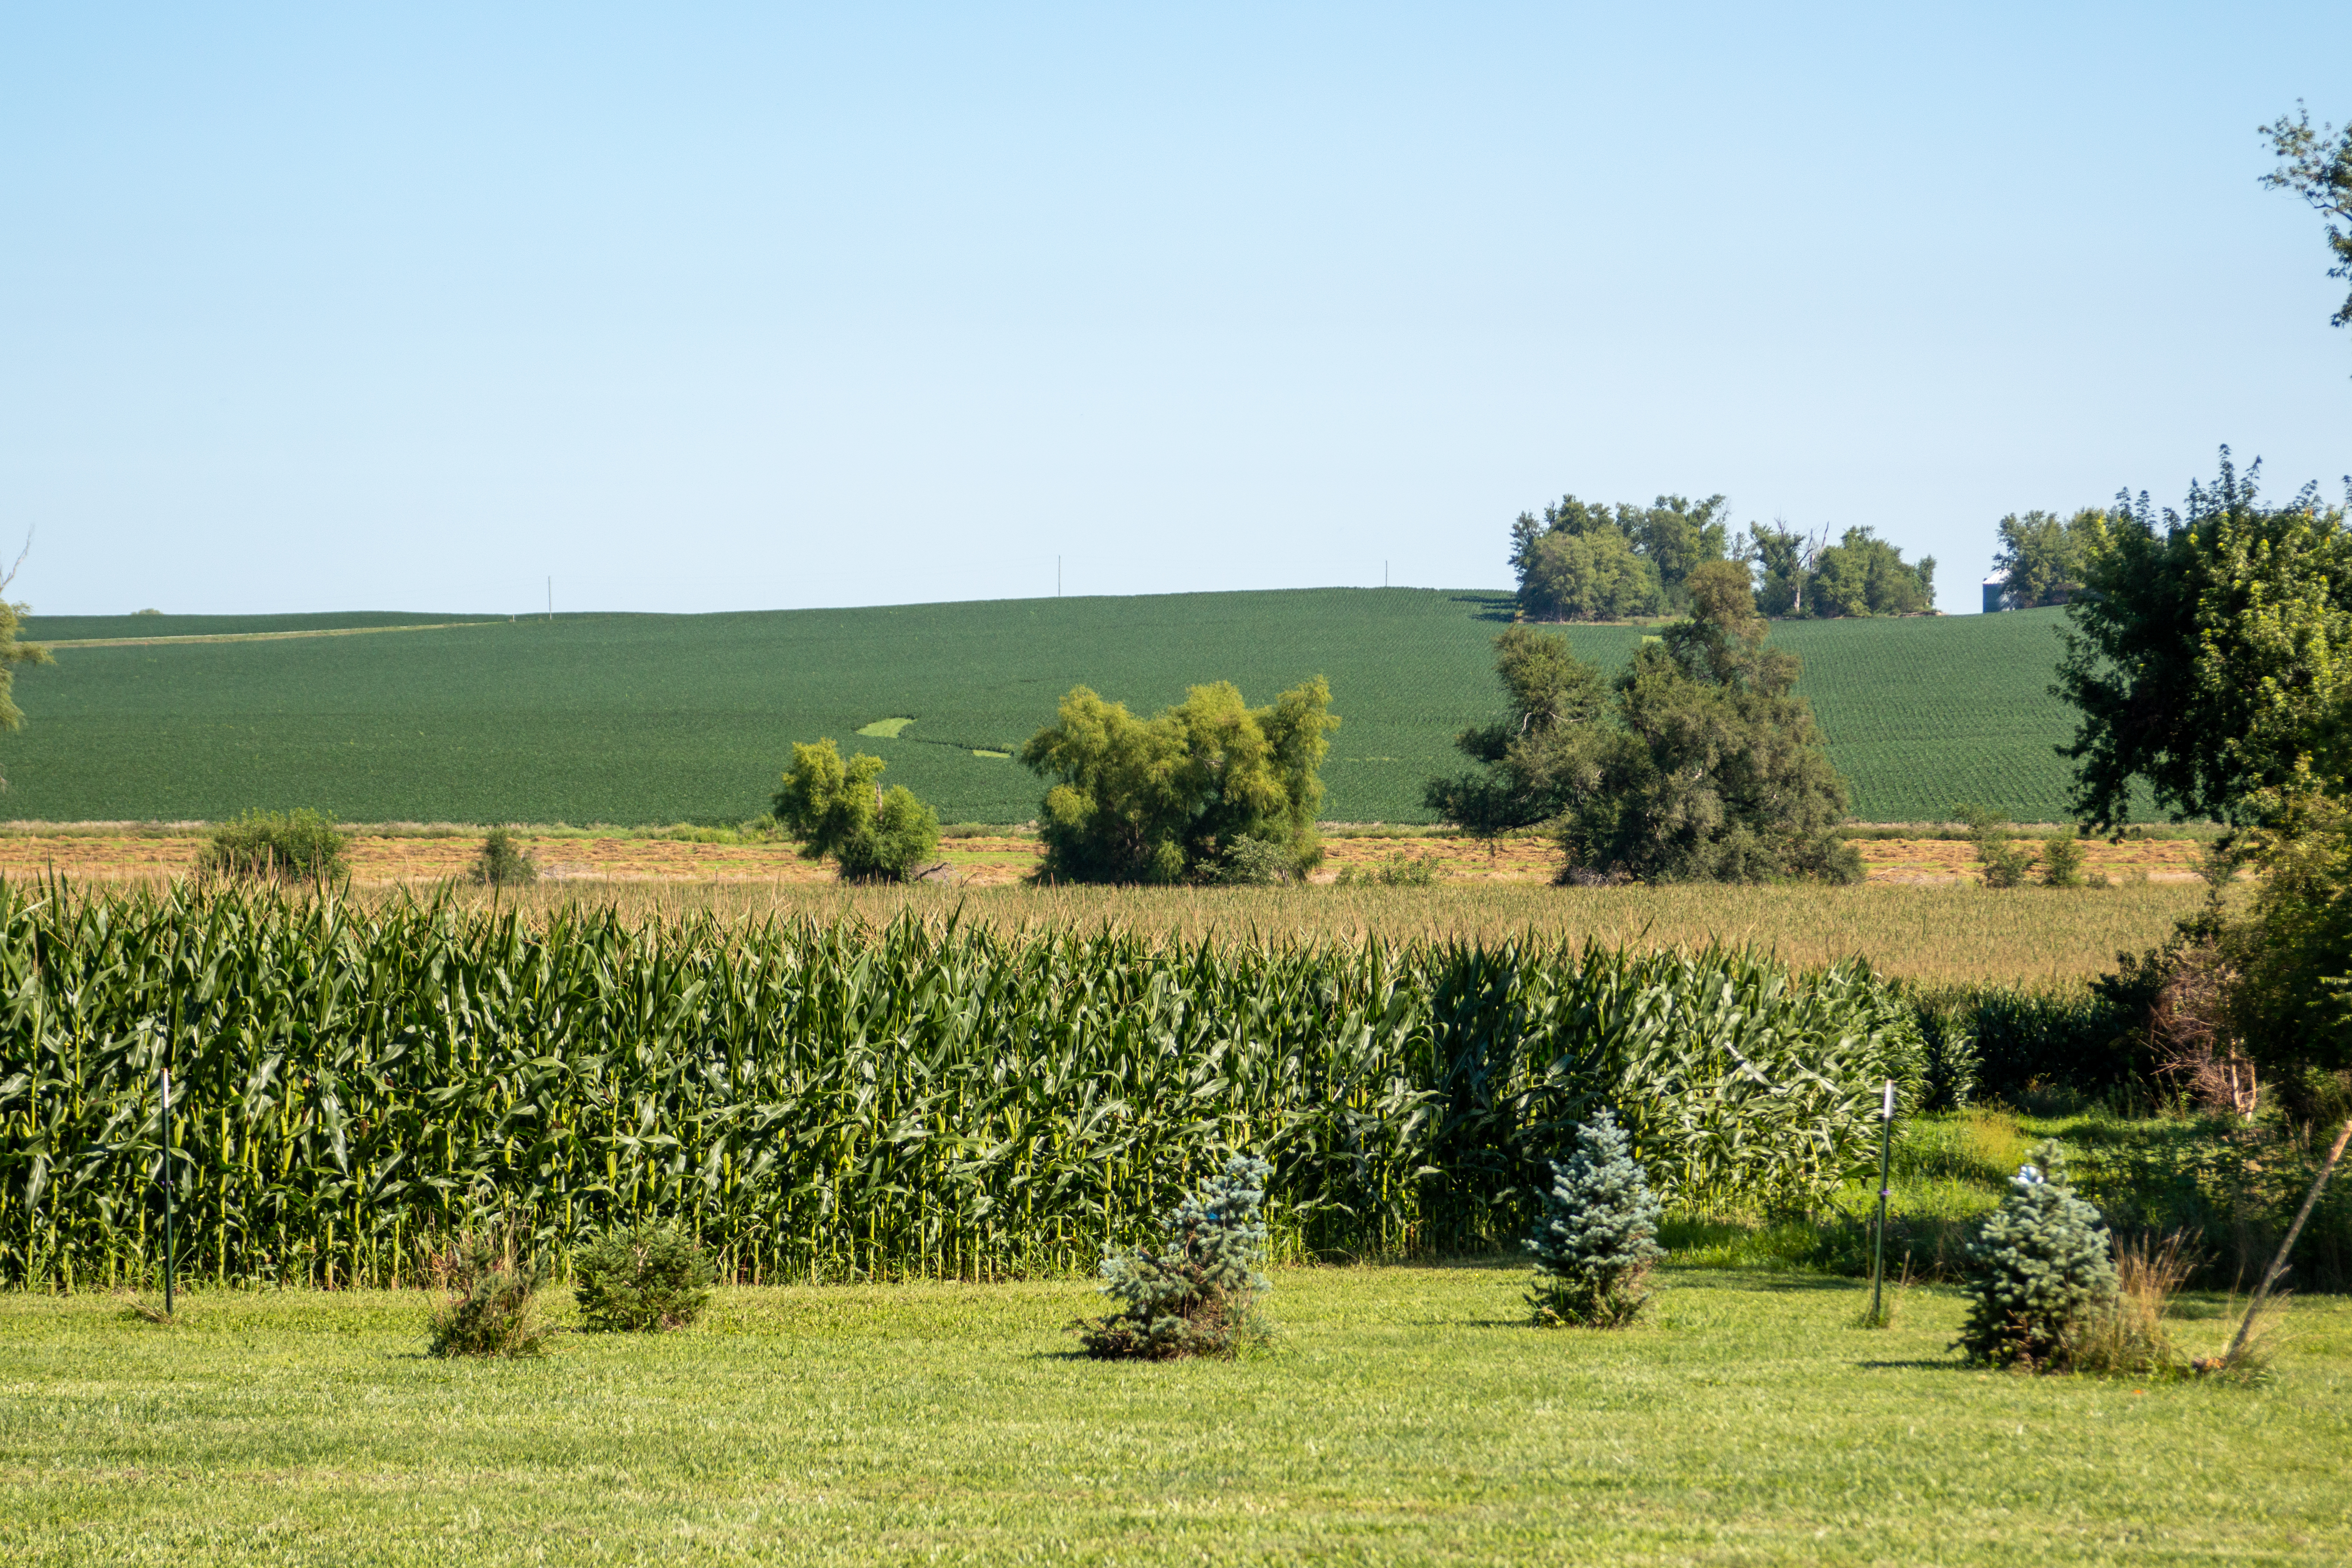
left=1526, top=1110, right=1665, bottom=1327
left=1076, top=1155, right=1272, bottom=1360
left=571, top=1221, right=717, bottom=1332
left=425, top=1221, right=553, bottom=1358
left=774, top=738, right=941, bottom=882
left=1955, top=1141, right=2117, bottom=1369
left=1205, top=835, right=1295, bottom=886
left=1334, top=851, right=1442, bottom=887
left=197, top=808, right=349, bottom=884
left=2038, top=833, right=2088, bottom=888
left=474, top=828, right=538, bottom=887
left=1952, top=802, right=2031, bottom=888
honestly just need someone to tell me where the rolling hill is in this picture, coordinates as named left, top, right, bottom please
left=7, top=592, right=2090, bottom=825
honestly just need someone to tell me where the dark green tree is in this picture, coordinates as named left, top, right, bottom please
left=1525, top=1110, right=1665, bottom=1328
left=774, top=738, right=941, bottom=882
left=1955, top=1143, right=2117, bottom=1370
left=1020, top=678, right=1336, bottom=884
left=2262, top=103, right=2352, bottom=340
left=1561, top=569, right=1861, bottom=882
left=2054, top=451, right=2352, bottom=832
left=1423, top=625, right=1610, bottom=842
left=1427, top=564, right=1862, bottom=883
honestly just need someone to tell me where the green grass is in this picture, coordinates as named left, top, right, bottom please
left=9, top=593, right=2093, bottom=825
left=3, top=1265, right=2344, bottom=1565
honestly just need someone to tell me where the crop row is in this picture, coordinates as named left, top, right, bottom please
left=0, top=883, right=1928, bottom=1289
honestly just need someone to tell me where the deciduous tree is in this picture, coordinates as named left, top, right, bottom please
left=2262, top=102, right=2352, bottom=341
left=1020, top=677, right=1337, bottom=883
left=2054, top=449, right=2352, bottom=832
left=774, top=738, right=941, bottom=882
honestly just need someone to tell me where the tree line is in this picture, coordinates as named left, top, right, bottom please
left=1510, top=493, right=1936, bottom=622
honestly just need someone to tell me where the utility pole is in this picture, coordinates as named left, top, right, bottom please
left=547, top=577, right=553, bottom=622
left=1868, top=1079, right=1894, bottom=1325
left=159, top=1067, right=175, bottom=1318
left=1057, top=556, right=1062, bottom=597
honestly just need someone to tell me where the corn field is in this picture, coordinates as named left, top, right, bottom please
left=0, top=883, right=1925, bottom=1290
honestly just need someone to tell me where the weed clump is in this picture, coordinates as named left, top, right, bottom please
left=474, top=827, right=539, bottom=887
left=199, top=808, right=349, bottom=884
left=1953, top=802, right=2031, bottom=888
left=1956, top=1141, right=2117, bottom=1369
left=1333, top=851, right=1442, bottom=887
left=1076, top=1155, right=1272, bottom=1360
left=572, top=1222, right=717, bottom=1332
left=2037, top=833, right=2088, bottom=889
left=425, top=1221, right=554, bottom=1358
left=1527, top=1110, right=1665, bottom=1327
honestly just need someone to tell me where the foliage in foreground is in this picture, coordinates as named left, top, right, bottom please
left=1427, top=570, right=1863, bottom=884
left=1076, top=1155, right=1272, bottom=1360
left=424, top=1220, right=553, bottom=1358
left=2054, top=450, right=2351, bottom=833
left=774, top=737, right=941, bottom=882
left=572, top=1222, right=717, bottom=1332
left=1526, top=1110, right=1664, bottom=1327
left=1955, top=1143, right=2117, bottom=1371
left=1021, top=678, right=1338, bottom=884
left=197, top=808, right=349, bottom=884
left=0, top=884, right=1927, bottom=1288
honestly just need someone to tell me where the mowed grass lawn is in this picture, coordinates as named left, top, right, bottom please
left=4, top=1266, right=2345, bottom=1565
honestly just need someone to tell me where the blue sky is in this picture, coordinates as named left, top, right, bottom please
left=4, top=3, right=2347, bottom=617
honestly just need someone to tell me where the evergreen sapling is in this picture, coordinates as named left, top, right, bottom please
left=1527, top=1110, right=1665, bottom=1327
left=1076, top=1155, right=1272, bottom=1360
left=1956, top=1140, right=2118, bottom=1369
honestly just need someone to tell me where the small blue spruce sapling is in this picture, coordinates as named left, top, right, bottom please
left=1076, top=1155, right=1273, bottom=1360
left=1527, top=1110, right=1666, bottom=1327
left=1957, top=1140, right=2117, bottom=1369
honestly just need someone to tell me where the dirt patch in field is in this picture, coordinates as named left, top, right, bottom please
left=0, top=830, right=2209, bottom=888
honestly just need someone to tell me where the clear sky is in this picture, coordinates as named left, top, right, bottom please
left=4, top=3, right=2348, bottom=618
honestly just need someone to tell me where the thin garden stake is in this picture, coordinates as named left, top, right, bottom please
left=1869, top=1078, right=1894, bottom=1325
left=2226, top=1114, right=2352, bottom=1363
left=160, top=1067, right=175, bottom=1318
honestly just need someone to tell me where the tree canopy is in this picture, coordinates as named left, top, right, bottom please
left=1510, top=494, right=1730, bottom=621
left=1748, top=524, right=1936, bottom=617
left=2054, top=450, right=2352, bottom=832
left=774, top=738, right=941, bottom=882
left=0, top=546, right=54, bottom=785
left=1427, top=562, right=1861, bottom=883
left=1020, top=677, right=1338, bottom=884
left=1992, top=509, right=2108, bottom=609
left=2262, top=103, right=2352, bottom=339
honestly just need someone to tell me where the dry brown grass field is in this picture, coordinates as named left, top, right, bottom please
left=0, top=826, right=2208, bottom=888
left=0, top=828, right=2218, bottom=985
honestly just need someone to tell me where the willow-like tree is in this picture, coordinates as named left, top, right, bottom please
left=1020, top=677, right=1337, bottom=884
left=773, top=738, right=940, bottom=882
left=0, top=537, right=52, bottom=785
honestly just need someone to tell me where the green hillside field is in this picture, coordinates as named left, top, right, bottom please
left=5, top=592, right=2092, bottom=826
